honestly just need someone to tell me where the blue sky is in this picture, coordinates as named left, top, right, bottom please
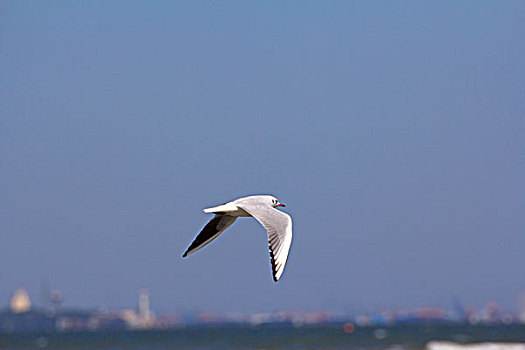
left=1, top=1, right=524, bottom=314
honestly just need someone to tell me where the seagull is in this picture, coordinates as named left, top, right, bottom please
left=182, top=195, right=293, bottom=282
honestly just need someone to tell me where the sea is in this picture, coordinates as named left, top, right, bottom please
left=1, top=323, right=524, bottom=350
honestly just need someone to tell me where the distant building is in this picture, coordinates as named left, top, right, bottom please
left=139, top=289, right=151, bottom=321
left=519, top=293, right=525, bottom=323
left=0, top=287, right=127, bottom=333
left=50, top=289, right=64, bottom=311
left=0, top=288, right=53, bottom=332
left=121, top=289, right=156, bottom=329
left=10, top=288, right=31, bottom=313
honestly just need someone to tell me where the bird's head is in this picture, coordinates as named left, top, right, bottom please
left=269, top=196, right=286, bottom=208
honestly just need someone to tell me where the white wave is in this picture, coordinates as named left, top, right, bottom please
left=427, top=342, right=525, bottom=350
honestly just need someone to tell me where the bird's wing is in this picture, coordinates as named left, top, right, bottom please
left=237, top=204, right=292, bottom=282
left=183, top=214, right=237, bottom=257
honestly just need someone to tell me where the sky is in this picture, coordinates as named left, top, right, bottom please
left=1, top=1, right=524, bottom=314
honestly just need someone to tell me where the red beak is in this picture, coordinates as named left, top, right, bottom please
left=278, top=203, right=286, bottom=207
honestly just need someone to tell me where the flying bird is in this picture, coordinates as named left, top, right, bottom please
left=183, top=195, right=293, bottom=282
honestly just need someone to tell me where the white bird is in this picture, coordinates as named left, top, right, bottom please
left=183, top=195, right=293, bottom=282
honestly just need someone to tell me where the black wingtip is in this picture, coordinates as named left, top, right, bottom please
left=182, top=252, right=188, bottom=258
